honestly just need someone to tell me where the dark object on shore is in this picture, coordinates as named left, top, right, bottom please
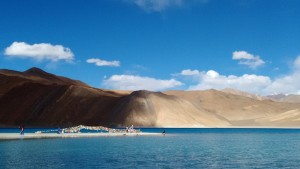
left=162, top=130, right=166, bottom=135
left=19, top=124, right=24, bottom=135
left=57, top=127, right=62, bottom=134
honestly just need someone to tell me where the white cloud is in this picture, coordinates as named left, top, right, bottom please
left=180, top=69, right=201, bottom=76
left=102, top=74, right=183, bottom=91
left=179, top=56, right=300, bottom=95
left=264, top=55, right=300, bottom=95
left=4, top=42, right=74, bottom=62
left=86, top=58, right=120, bottom=67
left=128, top=0, right=209, bottom=12
left=186, top=70, right=272, bottom=95
left=293, top=56, right=300, bottom=69
left=232, top=51, right=265, bottom=68
left=132, top=0, right=183, bottom=12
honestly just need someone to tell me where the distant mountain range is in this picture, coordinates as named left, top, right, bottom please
left=1, top=67, right=300, bottom=127
left=266, top=94, right=300, bottom=103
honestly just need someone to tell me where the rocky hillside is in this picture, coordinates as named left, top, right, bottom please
left=0, top=67, right=123, bottom=127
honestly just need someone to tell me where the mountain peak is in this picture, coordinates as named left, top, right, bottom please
left=24, top=67, right=47, bottom=74
left=221, top=88, right=266, bottom=101
left=22, top=67, right=89, bottom=87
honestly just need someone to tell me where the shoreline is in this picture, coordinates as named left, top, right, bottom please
left=0, top=132, right=164, bottom=140
left=2, top=125, right=300, bottom=128
left=2, top=126, right=300, bottom=129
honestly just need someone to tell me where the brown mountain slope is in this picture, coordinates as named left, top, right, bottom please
left=1, top=67, right=300, bottom=127
left=0, top=67, right=88, bottom=87
left=254, top=109, right=300, bottom=127
left=165, top=90, right=300, bottom=127
left=0, top=68, right=123, bottom=127
left=267, top=94, right=300, bottom=103
left=108, top=90, right=230, bottom=127
left=221, top=88, right=267, bottom=101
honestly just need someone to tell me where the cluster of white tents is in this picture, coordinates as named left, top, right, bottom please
left=35, top=125, right=141, bottom=134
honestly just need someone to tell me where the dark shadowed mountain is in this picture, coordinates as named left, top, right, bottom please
left=0, top=67, right=123, bottom=127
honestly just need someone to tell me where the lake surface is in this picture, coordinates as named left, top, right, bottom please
left=1, top=128, right=300, bottom=169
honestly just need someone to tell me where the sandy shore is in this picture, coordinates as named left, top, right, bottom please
left=0, top=132, right=164, bottom=140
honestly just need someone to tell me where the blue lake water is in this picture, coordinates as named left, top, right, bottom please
left=1, top=128, right=300, bottom=169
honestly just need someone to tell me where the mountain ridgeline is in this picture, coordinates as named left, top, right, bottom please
left=1, top=67, right=300, bottom=127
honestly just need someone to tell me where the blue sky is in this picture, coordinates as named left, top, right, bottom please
left=1, top=0, right=300, bottom=95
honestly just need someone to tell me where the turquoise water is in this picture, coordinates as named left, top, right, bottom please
left=1, top=128, right=300, bottom=168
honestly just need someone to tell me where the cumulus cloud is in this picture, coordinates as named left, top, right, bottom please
left=4, top=42, right=74, bottom=62
left=185, top=70, right=272, bottom=95
left=102, top=74, right=183, bottom=91
left=179, top=55, right=300, bottom=95
left=86, top=58, right=120, bottom=67
left=180, top=69, right=201, bottom=76
left=264, top=55, right=300, bottom=95
left=132, top=0, right=183, bottom=12
left=232, top=51, right=265, bottom=68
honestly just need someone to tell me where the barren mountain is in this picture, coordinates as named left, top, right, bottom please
left=221, top=88, right=267, bottom=101
left=0, top=68, right=123, bottom=127
left=1, top=67, right=300, bottom=127
left=108, top=90, right=230, bottom=127
left=267, top=94, right=300, bottom=103
left=165, top=90, right=300, bottom=127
